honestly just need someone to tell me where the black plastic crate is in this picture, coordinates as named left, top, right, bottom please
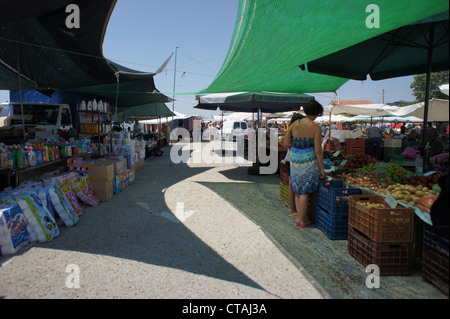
left=423, top=223, right=449, bottom=258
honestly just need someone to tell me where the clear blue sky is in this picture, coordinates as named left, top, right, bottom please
left=1, top=0, right=417, bottom=117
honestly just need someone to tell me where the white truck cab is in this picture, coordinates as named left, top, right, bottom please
left=0, top=102, right=73, bottom=135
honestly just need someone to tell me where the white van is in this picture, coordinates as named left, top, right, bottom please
left=0, top=102, right=73, bottom=136
left=220, top=121, right=252, bottom=141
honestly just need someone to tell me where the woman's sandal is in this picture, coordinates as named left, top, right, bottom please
left=295, top=220, right=311, bottom=228
left=288, top=212, right=298, bottom=218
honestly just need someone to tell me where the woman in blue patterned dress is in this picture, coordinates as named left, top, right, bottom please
left=283, top=100, right=325, bottom=228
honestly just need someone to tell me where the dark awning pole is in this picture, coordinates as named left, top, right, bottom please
left=15, top=31, right=26, bottom=140
left=421, top=23, right=435, bottom=171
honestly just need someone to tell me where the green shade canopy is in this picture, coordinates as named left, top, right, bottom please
left=113, top=103, right=175, bottom=122
left=200, top=0, right=449, bottom=95
left=0, top=0, right=171, bottom=109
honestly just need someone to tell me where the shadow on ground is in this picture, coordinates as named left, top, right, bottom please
left=198, top=166, right=447, bottom=299
left=17, top=150, right=264, bottom=292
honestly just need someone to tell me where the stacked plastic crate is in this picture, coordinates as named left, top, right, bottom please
left=279, top=161, right=289, bottom=203
left=315, top=180, right=360, bottom=239
left=422, top=223, right=449, bottom=295
left=345, top=138, right=365, bottom=156
left=347, top=195, right=415, bottom=275
left=383, top=138, right=403, bottom=163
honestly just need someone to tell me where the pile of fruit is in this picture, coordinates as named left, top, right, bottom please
left=399, top=170, right=445, bottom=188
left=377, top=184, right=438, bottom=206
left=358, top=162, right=414, bottom=183
left=342, top=171, right=393, bottom=193
left=356, top=201, right=386, bottom=209
left=343, top=153, right=376, bottom=169
left=326, top=167, right=353, bottom=179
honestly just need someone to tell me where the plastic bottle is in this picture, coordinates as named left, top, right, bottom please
left=7, top=147, right=14, bottom=169
left=54, top=145, right=59, bottom=160
left=41, top=144, right=47, bottom=163
left=28, top=146, right=37, bottom=166
left=0, top=149, right=6, bottom=168
left=15, top=146, right=23, bottom=169
left=35, top=145, right=43, bottom=165
left=21, top=146, right=28, bottom=168
left=415, top=153, right=423, bottom=174
left=45, top=145, right=51, bottom=162
left=48, top=145, right=54, bottom=161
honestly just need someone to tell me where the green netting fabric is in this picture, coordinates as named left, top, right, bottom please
left=201, top=0, right=449, bottom=94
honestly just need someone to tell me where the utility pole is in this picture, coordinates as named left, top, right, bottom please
left=169, top=47, right=178, bottom=167
left=172, top=47, right=178, bottom=114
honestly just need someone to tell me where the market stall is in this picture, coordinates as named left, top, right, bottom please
left=279, top=106, right=448, bottom=294
left=1, top=126, right=147, bottom=256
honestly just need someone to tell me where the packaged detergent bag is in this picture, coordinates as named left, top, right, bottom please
left=15, top=193, right=59, bottom=242
left=0, top=204, right=31, bottom=256
left=47, top=182, right=79, bottom=227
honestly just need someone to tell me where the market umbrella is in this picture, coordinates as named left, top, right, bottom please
left=440, top=84, right=449, bottom=95
left=193, top=91, right=313, bottom=113
left=193, top=92, right=313, bottom=172
left=303, top=12, right=449, bottom=166
left=193, top=91, right=313, bottom=138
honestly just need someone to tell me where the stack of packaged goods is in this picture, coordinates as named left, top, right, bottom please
left=315, top=180, right=360, bottom=240
left=111, top=131, right=133, bottom=169
left=87, top=159, right=114, bottom=202
left=87, top=155, right=137, bottom=200
left=347, top=195, right=415, bottom=275
left=0, top=171, right=99, bottom=256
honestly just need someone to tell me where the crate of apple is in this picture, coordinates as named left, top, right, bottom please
left=343, top=172, right=393, bottom=192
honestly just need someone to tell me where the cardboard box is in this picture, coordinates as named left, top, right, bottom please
left=91, top=180, right=113, bottom=202
left=88, top=160, right=114, bottom=181
left=104, top=156, right=128, bottom=174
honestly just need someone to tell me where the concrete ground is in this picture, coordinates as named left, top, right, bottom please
left=0, top=140, right=447, bottom=299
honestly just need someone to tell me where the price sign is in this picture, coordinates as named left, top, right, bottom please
left=384, top=193, right=398, bottom=208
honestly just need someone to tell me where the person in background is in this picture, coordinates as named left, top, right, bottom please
left=437, top=122, right=448, bottom=137
left=366, top=125, right=383, bottom=160
left=398, top=125, right=407, bottom=139
left=280, top=100, right=325, bottom=228
left=424, top=127, right=445, bottom=166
